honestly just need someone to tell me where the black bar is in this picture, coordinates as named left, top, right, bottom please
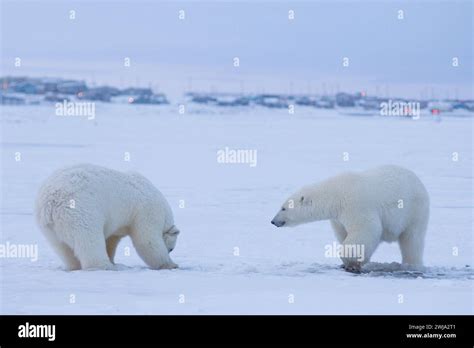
left=0, top=315, right=472, bottom=346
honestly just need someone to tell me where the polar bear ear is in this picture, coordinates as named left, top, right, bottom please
left=169, top=228, right=180, bottom=235
left=166, top=226, right=180, bottom=235
left=300, top=196, right=313, bottom=206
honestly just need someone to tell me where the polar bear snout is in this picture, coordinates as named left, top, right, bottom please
left=271, top=219, right=286, bottom=227
left=271, top=208, right=290, bottom=227
left=163, top=225, right=180, bottom=254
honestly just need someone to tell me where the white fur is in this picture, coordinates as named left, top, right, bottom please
left=35, top=164, right=179, bottom=271
left=271, top=165, right=429, bottom=270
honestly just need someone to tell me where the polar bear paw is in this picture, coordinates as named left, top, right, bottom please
left=343, top=262, right=362, bottom=274
left=159, top=261, right=178, bottom=270
left=110, top=263, right=130, bottom=271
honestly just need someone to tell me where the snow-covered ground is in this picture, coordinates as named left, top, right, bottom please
left=1, top=104, right=472, bottom=314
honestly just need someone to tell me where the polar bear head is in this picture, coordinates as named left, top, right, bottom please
left=163, top=225, right=180, bottom=252
left=271, top=193, right=314, bottom=227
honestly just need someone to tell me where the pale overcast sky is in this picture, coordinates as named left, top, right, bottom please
left=1, top=0, right=472, bottom=98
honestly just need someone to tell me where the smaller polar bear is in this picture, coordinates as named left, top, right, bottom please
left=271, top=165, right=429, bottom=272
left=36, top=164, right=179, bottom=271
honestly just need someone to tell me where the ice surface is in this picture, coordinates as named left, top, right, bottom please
left=1, top=104, right=472, bottom=314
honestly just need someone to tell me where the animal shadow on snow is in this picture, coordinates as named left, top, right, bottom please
left=302, top=262, right=473, bottom=280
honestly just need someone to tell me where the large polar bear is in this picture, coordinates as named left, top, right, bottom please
left=35, top=164, right=180, bottom=271
left=271, top=165, right=429, bottom=272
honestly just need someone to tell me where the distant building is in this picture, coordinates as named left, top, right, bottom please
left=0, top=92, right=25, bottom=105
left=12, top=81, right=45, bottom=94
left=78, top=87, right=117, bottom=102
left=41, top=78, right=62, bottom=93
left=57, top=81, right=87, bottom=94
left=1, top=75, right=472, bottom=113
left=336, top=93, right=356, bottom=107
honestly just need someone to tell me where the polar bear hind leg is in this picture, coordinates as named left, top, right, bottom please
left=40, top=226, right=81, bottom=271
left=106, top=235, right=123, bottom=263
left=51, top=238, right=81, bottom=271
left=55, top=242, right=81, bottom=271
left=70, top=224, right=115, bottom=270
left=398, top=221, right=427, bottom=267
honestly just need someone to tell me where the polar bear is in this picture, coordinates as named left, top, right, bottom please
left=35, top=164, right=180, bottom=271
left=271, top=165, right=429, bottom=272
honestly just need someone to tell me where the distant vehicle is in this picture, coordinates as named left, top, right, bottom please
left=187, top=93, right=251, bottom=107
left=356, top=97, right=380, bottom=110
left=315, top=98, right=335, bottom=109
left=215, top=95, right=250, bottom=107
left=294, top=96, right=334, bottom=109
left=295, top=96, right=318, bottom=107
left=427, top=101, right=453, bottom=114
left=129, top=93, right=169, bottom=105
left=191, top=95, right=218, bottom=104
left=121, top=87, right=153, bottom=96
left=254, top=94, right=288, bottom=108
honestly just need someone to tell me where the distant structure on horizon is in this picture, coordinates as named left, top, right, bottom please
left=1, top=76, right=473, bottom=116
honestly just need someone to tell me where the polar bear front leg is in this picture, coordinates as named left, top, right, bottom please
left=130, top=225, right=177, bottom=270
left=330, top=220, right=348, bottom=243
left=341, top=219, right=382, bottom=273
